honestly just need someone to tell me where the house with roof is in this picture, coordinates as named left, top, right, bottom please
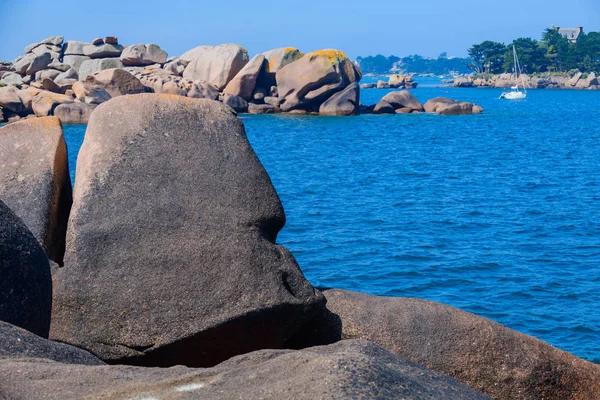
left=552, top=26, right=584, bottom=43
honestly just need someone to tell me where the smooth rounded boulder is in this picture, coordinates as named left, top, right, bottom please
left=287, top=289, right=600, bottom=400
left=223, top=54, right=268, bottom=100
left=374, top=90, right=423, bottom=114
left=54, top=103, right=97, bottom=124
left=0, top=117, right=72, bottom=264
left=0, top=200, right=52, bottom=337
left=261, top=47, right=303, bottom=73
left=0, top=340, right=488, bottom=399
left=318, top=82, right=360, bottom=116
left=424, top=97, right=484, bottom=115
left=78, top=58, right=124, bottom=81
left=182, top=44, right=249, bottom=90
left=276, top=49, right=362, bottom=112
left=50, top=94, right=324, bottom=367
left=121, top=43, right=168, bottom=66
left=84, top=68, right=146, bottom=97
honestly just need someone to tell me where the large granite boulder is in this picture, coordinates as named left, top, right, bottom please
left=23, top=36, right=63, bottom=54
left=261, top=47, right=304, bottom=73
left=121, top=43, right=168, bottom=66
left=72, top=81, right=112, bottom=104
left=276, top=49, right=362, bottom=112
left=78, top=58, right=124, bottom=81
left=287, top=289, right=600, bottom=400
left=0, top=340, right=488, bottom=399
left=374, top=90, right=423, bottom=114
left=13, top=53, right=36, bottom=74
left=62, top=40, right=89, bottom=56
left=82, top=43, right=124, bottom=59
left=85, top=68, right=146, bottom=97
left=62, top=55, right=90, bottom=72
left=318, top=82, right=360, bottom=116
left=32, top=92, right=74, bottom=117
left=223, top=54, right=268, bottom=100
left=50, top=94, right=325, bottom=367
left=54, top=103, right=97, bottom=124
left=0, top=86, right=26, bottom=115
left=424, top=97, right=484, bottom=115
left=0, top=117, right=72, bottom=264
left=0, top=72, right=24, bottom=86
left=182, top=44, right=249, bottom=90
left=25, top=52, right=52, bottom=75
left=0, top=200, right=52, bottom=337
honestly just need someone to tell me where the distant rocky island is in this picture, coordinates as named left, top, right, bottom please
left=0, top=35, right=486, bottom=124
left=453, top=72, right=599, bottom=89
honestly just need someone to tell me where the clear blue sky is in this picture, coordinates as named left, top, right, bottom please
left=1, top=0, right=599, bottom=61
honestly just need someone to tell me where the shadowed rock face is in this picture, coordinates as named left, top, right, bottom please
left=0, top=117, right=72, bottom=264
left=424, top=97, right=483, bottom=115
left=0, top=340, right=489, bottom=400
left=286, top=289, right=600, bottom=400
left=50, top=94, right=324, bottom=367
left=0, top=201, right=52, bottom=337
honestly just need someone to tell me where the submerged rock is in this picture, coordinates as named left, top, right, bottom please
left=50, top=94, right=324, bottom=367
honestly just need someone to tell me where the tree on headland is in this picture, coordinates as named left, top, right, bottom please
left=502, top=38, right=547, bottom=74
left=467, top=41, right=507, bottom=73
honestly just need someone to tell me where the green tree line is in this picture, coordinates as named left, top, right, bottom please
left=468, top=28, right=600, bottom=74
left=356, top=53, right=472, bottom=75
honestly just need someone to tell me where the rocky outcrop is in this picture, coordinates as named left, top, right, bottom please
left=120, top=43, right=168, bottom=66
left=374, top=90, right=423, bottom=114
left=182, top=44, right=249, bottom=90
left=424, top=97, right=483, bottom=115
left=78, top=58, right=124, bottom=81
left=84, top=68, right=146, bottom=97
left=0, top=117, right=72, bottom=264
left=0, top=340, right=488, bottom=399
left=50, top=94, right=324, bottom=367
left=288, top=289, right=600, bottom=400
left=72, top=81, right=111, bottom=104
left=0, top=200, right=52, bottom=337
left=276, top=49, right=362, bottom=112
left=223, top=54, right=268, bottom=100
left=454, top=72, right=600, bottom=90
left=82, top=43, right=124, bottom=59
left=32, top=92, right=74, bottom=116
left=53, top=103, right=97, bottom=124
left=261, top=47, right=304, bottom=73
left=318, top=82, right=360, bottom=116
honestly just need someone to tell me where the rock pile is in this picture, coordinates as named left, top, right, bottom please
left=454, top=72, right=600, bottom=89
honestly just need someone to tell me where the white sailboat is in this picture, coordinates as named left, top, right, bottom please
left=500, top=45, right=527, bottom=99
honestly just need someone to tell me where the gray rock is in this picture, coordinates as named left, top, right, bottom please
left=182, top=44, right=249, bottom=90
left=47, top=62, right=71, bottom=72
left=82, top=43, right=124, bottom=59
left=288, top=289, right=600, bottom=400
left=54, top=103, right=97, bottom=124
left=50, top=94, right=324, bottom=367
left=424, top=97, right=483, bottom=115
left=40, top=78, right=62, bottom=93
left=54, top=67, right=78, bottom=82
left=0, top=61, right=15, bottom=72
left=0, top=72, right=24, bottom=86
left=264, top=96, right=283, bottom=107
left=187, top=81, right=220, bottom=100
left=374, top=90, right=423, bottom=114
left=31, top=45, right=61, bottom=61
left=78, top=58, right=124, bottom=81
left=223, top=54, right=267, bottom=100
left=84, top=68, right=146, bottom=97
left=260, top=47, right=304, bottom=73
left=13, top=53, right=36, bottom=75
left=72, top=81, right=112, bottom=104
left=248, top=103, right=279, bottom=114
left=163, top=58, right=187, bottom=75
left=0, top=86, right=26, bottom=114
left=31, top=92, right=75, bottom=117
left=372, top=99, right=395, bottom=114
left=91, top=38, right=104, bottom=45
left=62, top=40, right=89, bottom=56
left=62, top=55, right=90, bottom=72
left=0, top=340, right=488, bottom=399
left=0, top=116, right=72, bottom=264
left=319, top=82, right=360, bottom=116
left=360, top=83, right=376, bottom=89
left=23, top=36, right=63, bottom=54
left=222, top=93, right=248, bottom=113
left=0, top=200, right=52, bottom=337
left=34, top=68, right=61, bottom=81
left=26, top=53, right=52, bottom=76
left=121, top=43, right=168, bottom=66
left=252, top=87, right=267, bottom=101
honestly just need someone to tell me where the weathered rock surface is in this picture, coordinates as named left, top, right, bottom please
left=223, top=54, right=267, bottom=100
left=72, top=81, right=112, bottom=104
left=374, top=90, right=423, bottom=114
left=121, top=43, right=168, bottom=66
left=0, top=117, right=72, bottom=264
left=248, top=103, right=279, bottom=114
left=13, top=53, right=36, bottom=74
left=288, top=289, right=600, bottom=400
left=0, top=200, right=52, bottom=337
left=0, top=340, right=488, bottom=399
left=222, top=93, right=249, bottom=113
left=62, top=55, right=90, bottom=72
left=0, top=86, right=27, bottom=115
left=85, top=68, right=146, bottom=97
left=50, top=94, right=324, bottom=367
left=32, top=92, right=74, bottom=117
left=261, top=47, right=303, bottom=73
left=276, top=49, right=361, bottom=112
left=62, top=40, right=89, bottom=56
left=424, top=97, right=484, bottom=115
left=23, top=36, right=63, bottom=54
left=34, top=68, right=61, bottom=81
left=78, top=58, right=123, bottom=81
left=1, top=72, right=24, bottom=85
left=182, top=44, right=249, bottom=90
left=318, top=82, right=360, bottom=116
left=82, top=43, right=124, bottom=59
left=25, top=52, right=52, bottom=75
left=54, top=103, right=97, bottom=124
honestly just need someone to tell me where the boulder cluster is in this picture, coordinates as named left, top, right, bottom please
left=361, top=74, right=418, bottom=89
left=454, top=72, right=600, bottom=89
left=1, top=93, right=599, bottom=398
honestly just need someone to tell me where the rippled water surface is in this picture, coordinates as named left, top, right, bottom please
left=63, top=83, right=600, bottom=363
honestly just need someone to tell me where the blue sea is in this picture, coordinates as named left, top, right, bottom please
left=63, top=79, right=600, bottom=364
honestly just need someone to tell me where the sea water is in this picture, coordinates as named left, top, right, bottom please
left=63, top=83, right=600, bottom=364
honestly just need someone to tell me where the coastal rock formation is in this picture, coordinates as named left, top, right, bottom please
left=374, top=90, right=423, bottom=114
left=78, top=58, right=124, bottom=81
left=261, top=47, right=304, bottom=73
left=318, top=82, right=360, bottom=116
left=120, top=43, right=168, bottom=66
left=424, top=97, right=483, bottom=115
left=0, top=86, right=27, bottom=115
left=223, top=54, right=268, bottom=100
left=0, top=117, right=72, bottom=264
left=0, top=340, right=488, bottom=399
left=0, top=200, right=52, bottom=337
left=82, top=43, right=124, bottom=59
left=84, top=68, right=146, bottom=97
left=287, top=289, right=600, bottom=400
left=72, top=81, right=111, bottom=104
left=223, top=93, right=249, bottom=112
left=53, top=103, right=97, bottom=124
left=32, top=92, right=74, bottom=116
left=182, top=44, right=249, bottom=90
left=50, top=94, right=324, bottom=367
left=276, top=49, right=361, bottom=112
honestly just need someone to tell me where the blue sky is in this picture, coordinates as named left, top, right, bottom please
left=1, top=0, right=599, bottom=61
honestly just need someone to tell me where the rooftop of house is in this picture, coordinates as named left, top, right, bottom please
left=554, top=26, right=583, bottom=41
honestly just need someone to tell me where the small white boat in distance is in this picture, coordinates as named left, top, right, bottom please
left=500, top=45, right=527, bottom=100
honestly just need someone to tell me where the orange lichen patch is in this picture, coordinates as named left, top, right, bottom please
left=307, top=49, right=348, bottom=65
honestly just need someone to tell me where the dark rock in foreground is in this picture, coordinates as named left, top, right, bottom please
left=0, top=340, right=488, bottom=399
left=287, top=289, right=600, bottom=400
left=0, top=117, right=72, bottom=264
left=0, top=200, right=52, bottom=337
left=50, top=94, right=324, bottom=367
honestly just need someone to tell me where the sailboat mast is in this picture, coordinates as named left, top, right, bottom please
left=513, top=45, right=519, bottom=90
